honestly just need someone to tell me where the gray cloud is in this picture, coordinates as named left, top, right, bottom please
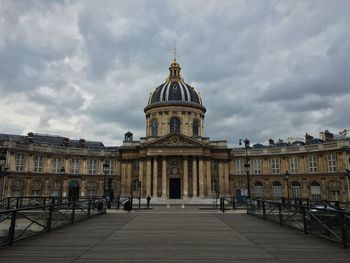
left=0, top=0, right=349, bottom=146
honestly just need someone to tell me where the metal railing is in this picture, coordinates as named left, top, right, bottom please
left=248, top=199, right=350, bottom=248
left=0, top=199, right=106, bottom=247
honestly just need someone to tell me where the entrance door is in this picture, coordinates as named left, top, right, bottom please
left=169, top=178, right=181, bottom=199
left=68, top=181, right=80, bottom=201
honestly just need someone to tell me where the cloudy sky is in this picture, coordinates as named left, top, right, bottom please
left=0, top=0, right=349, bottom=146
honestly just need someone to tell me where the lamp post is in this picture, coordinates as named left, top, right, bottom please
left=103, top=161, right=110, bottom=198
left=138, top=181, right=142, bottom=208
left=345, top=158, right=350, bottom=203
left=60, top=167, right=65, bottom=202
left=239, top=139, right=250, bottom=199
left=284, top=170, right=290, bottom=201
left=0, top=156, right=9, bottom=199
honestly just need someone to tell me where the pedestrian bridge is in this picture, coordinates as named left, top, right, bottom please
left=1, top=207, right=349, bottom=262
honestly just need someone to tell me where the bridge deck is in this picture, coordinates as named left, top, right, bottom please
left=0, top=210, right=349, bottom=262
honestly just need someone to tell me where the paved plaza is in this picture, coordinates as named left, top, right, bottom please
left=0, top=208, right=349, bottom=262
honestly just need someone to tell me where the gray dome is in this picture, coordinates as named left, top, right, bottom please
left=147, top=60, right=203, bottom=108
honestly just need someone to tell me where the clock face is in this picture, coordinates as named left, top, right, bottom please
left=171, top=167, right=178, bottom=175
left=172, top=137, right=178, bottom=144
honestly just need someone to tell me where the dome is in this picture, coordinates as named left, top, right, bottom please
left=146, top=60, right=205, bottom=111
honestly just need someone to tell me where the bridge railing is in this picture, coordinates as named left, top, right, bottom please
left=248, top=199, right=350, bottom=248
left=0, top=199, right=106, bottom=247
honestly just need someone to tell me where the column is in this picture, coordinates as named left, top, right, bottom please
left=153, top=157, right=158, bottom=197
left=198, top=158, right=204, bottom=197
left=81, top=179, right=86, bottom=197
left=183, top=158, right=188, bottom=198
left=126, top=162, right=132, bottom=195
left=218, top=162, right=224, bottom=195
left=121, top=163, right=126, bottom=196
left=224, top=162, right=229, bottom=194
left=162, top=157, right=167, bottom=197
left=192, top=158, right=197, bottom=197
left=206, top=160, right=211, bottom=197
left=146, top=158, right=152, bottom=195
left=139, top=160, right=144, bottom=195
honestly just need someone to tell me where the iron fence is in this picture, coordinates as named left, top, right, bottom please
left=248, top=199, right=350, bottom=248
left=0, top=199, right=106, bottom=247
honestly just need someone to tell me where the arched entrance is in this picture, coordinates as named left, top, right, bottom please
left=68, top=180, right=80, bottom=201
left=168, top=160, right=182, bottom=199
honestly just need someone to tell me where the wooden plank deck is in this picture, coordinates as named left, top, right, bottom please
left=0, top=210, right=349, bottom=262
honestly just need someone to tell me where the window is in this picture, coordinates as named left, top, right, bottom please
left=272, top=181, right=282, bottom=198
left=308, top=156, right=317, bottom=173
left=151, top=119, right=158, bottom=136
left=253, top=159, right=262, bottom=175
left=89, top=159, right=98, bottom=175
left=133, top=160, right=139, bottom=172
left=254, top=182, right=264, bottom=197
left=271, top=158, right=280, bottom=174
left=105, top=160, right=115, bottom=175
left=11, top=191, right=22, bottom=197
left=86, top=189, right=96, bottom=197
left=211, top=160, right=218, bottom=176
left=33, top=180, right=42, bottom=189
left=192, top=119, right=199, bottom=136
left=15, top=180, right=23, bottom=188
left=132, top=179, right=140, bottom=192
left=31, top=190, right=40, bottom=197
left=291, top=181, right=301, bottom=198
left=236, top=160, right=243, bottom=175
left=289, top=157, right=298, bottom=174
left=33, top=156, right=44, bottom=173
left=310, top=181, right=321, bottom=200
left=53, top=181, right=61, bottom=189
left=327, top=154, right=337, bottom=172
left=71, top=158, right=80, bottom=174
left=15, top=154, right=25, bottom=172
left=50, top=190, right=59, bottom=197
left=170, top=117, right=180, bottom=133
left=52, top=157, right=62, bottom=173
left=211, top=179, right=218, bottom=192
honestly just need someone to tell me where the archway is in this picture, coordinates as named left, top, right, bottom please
left=68, top=180, right=80, bottom=201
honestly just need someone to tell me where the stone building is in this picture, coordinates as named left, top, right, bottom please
left=0, top=59, right=350, bottom=202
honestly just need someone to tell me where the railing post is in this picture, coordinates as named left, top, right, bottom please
left=71, top=202, right=76, bottom=224
left=340, top=212, right=348, bottom=248
left=262, top=201, right=266, bottom=219
left=46, top=205, right=54, bottom=232
left=16, top=198, right=19, bottom=209
left=278, top=203, right=283, bottom=225
left=8, top=211, right=16, bottom=246
left=232, top=197, right=236, bottom=210
left=7, top=198, right=10, bottom=210
left=88, top=200, right=91, bottom=218
left=117, top=196, right=120, bottom=209
left=302, top=207, right=308, bottom=235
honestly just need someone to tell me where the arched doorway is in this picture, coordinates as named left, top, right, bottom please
left=68, top=180, right=80, bottom=201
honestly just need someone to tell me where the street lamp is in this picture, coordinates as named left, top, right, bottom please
left=0, top=156, right=9, bottom=199
left=103, top=161, right=110, bottom=198
left=239, top=139, right=250, bottom=199
left=345, top=157, right=350, bottom=203
left=60, top=167, right=65, bottom=201
left=284, top=170, right=290, bottom=201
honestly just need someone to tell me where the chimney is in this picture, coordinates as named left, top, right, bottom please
left=324, top=130, right=333, bottom=142
left=305, top=133, right=314, bottom=144
left=79, top=139, right=86, bottom=147
left=268, top=139, right=274, bottom=146
left=63, top=137, right=69, bottom=147
left=27, top=132, right=34, bottom=143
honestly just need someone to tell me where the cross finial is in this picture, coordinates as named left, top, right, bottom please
left=173, top=40, right=176, bottom=61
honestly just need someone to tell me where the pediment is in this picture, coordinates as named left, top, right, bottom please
left=144, top=133, right=206, bottom=148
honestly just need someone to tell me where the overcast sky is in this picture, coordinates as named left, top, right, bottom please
left=0, top=0, right=349, bottom=146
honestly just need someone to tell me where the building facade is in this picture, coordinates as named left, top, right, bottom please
left=1, top=60, right=350, bottom=202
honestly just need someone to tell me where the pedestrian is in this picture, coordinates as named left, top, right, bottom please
left=146, top=195, right=151, bottom=208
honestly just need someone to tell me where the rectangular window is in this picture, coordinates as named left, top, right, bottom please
left=271, top=158, right=280, bottom=174
left=289, top=157, right=298, bottom=174
left=105, top=160, right=115, bottom=175
left=253, top=159, right=262, bottom=175
left=15, top=154, right=25, bottom=172
left=236, top=159, right=243, bottom=175
left=50, top=190, right=59, bottom=197
left=51, top=158, right=62, bottom=174
left=33, top=156, right=44, bottom=173
left=89, top=159, right=98, bottom=175
left=327, top=154, right=337, bottom=172
left=211, top=161, right=218, bottom=176
left=308, top=156, right=317, bottom=173
left=71, top=158, right=80, bottom=174
left=310, top=186, right=321, bottom=200
left=31, top=190, right=40, bottom=197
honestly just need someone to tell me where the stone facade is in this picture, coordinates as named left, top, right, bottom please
left=0, top=60, right=349, bottom=202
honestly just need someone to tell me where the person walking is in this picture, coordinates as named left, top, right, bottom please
left=146, top=195, right=151, bottom=208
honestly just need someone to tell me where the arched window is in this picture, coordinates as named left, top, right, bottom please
left=151, top=119, right=158, bottom=136
left=254, top=181, right=264, bottom=198
left=310, top=181, right=321, bottom=201
left=291, top=181, right=301, bottom=198
left=192, top=119, right=199, bottom=136
left=272, top=181, right=282, bottom=199
left=170, top=117, right=180, bottom=133
left=211, top=179, right=218, bottom=192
